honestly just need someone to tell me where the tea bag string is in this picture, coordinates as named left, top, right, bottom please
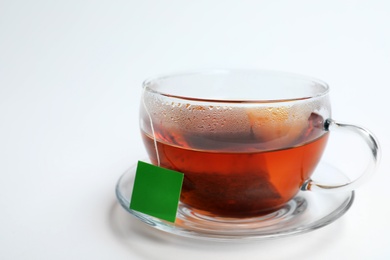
left=142, top=87, right=161, bottom=167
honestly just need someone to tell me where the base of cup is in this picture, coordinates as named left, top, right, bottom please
left=116, top=160, right=355, bottom=241
left=176, top=196, right=307, bottom=230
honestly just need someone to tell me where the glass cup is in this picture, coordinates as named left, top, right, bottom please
left=139, top=69, right=380, bottom=218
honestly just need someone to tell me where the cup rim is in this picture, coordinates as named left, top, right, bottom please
left=142, top=69, right=329, bottom=104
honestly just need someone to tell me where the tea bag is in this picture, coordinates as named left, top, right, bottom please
left=246, top=105, right=312, bottom=149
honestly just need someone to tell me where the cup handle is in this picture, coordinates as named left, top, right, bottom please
left=301, top=119, right=381, bottom=192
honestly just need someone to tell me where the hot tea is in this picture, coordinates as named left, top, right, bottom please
left=141, top=112, right=328, bottom=217
left=137, top=69, right=379, bottom=225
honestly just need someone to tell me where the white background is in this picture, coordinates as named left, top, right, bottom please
left=1, top=0, right=389, bottom=259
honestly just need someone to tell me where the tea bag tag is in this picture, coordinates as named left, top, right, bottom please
left=130, top=161, right=184, bottom=223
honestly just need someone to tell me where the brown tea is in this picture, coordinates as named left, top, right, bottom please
left=141, top=113, right=328, bottom=217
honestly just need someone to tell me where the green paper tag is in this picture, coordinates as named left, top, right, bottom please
left=129, top=161, right=184, bottom=223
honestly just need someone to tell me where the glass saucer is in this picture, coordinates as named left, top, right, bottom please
left=115, top=161, right=354, bottom=241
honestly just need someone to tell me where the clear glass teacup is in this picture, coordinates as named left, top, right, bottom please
left=139, top=69, right=380, bottom=218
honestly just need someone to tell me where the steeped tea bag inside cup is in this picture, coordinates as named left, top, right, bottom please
left=245, top=104, right=315, bottom=150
